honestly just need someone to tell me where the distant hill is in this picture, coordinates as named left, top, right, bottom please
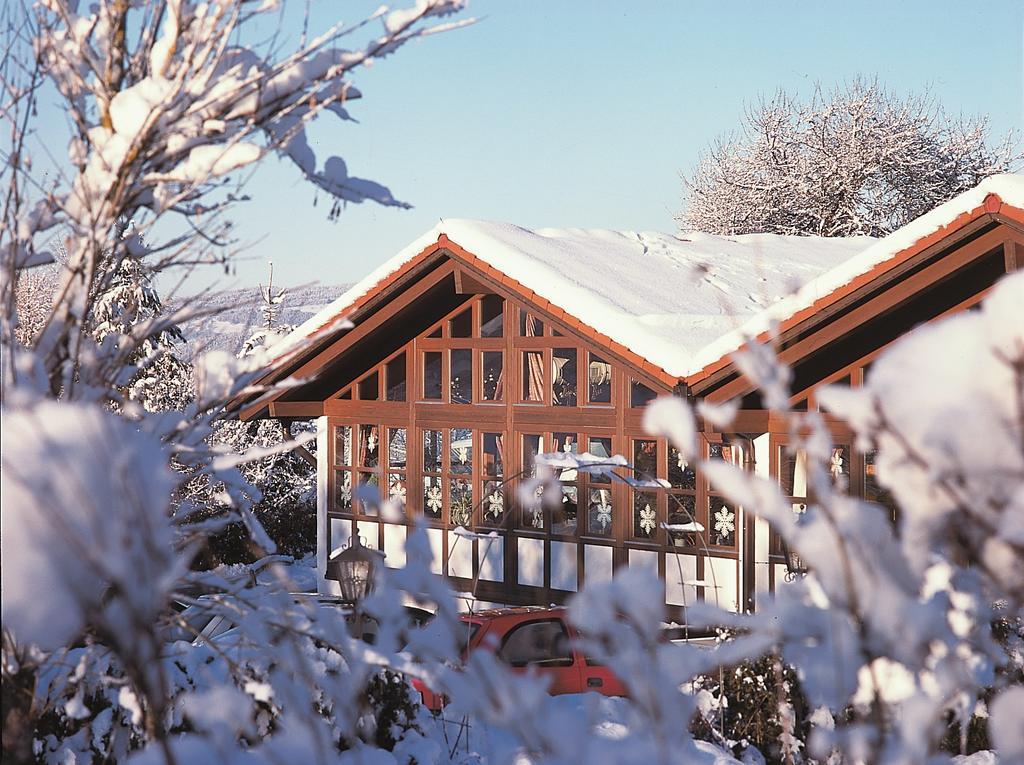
left=176, top=283, right=349, bottom=359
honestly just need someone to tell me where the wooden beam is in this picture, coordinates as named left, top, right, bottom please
left=268, top=401, right=324, bottom=417
left=240, top=259, right=458, bottom=420
left=454, top=267, right=496, bottom=295
left=1005, top=238, right=1021, bottom=273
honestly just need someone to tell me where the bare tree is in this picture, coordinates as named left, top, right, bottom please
left=679, top=79, right=1020, bottom=238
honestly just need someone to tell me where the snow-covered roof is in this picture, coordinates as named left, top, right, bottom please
left=272, top=173, right=1024, bottom=382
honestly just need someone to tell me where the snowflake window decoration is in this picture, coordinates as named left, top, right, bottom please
left=531, top=507, right=544, bottom=528
left=367, top=431, right=377, bottom=453
left=714, top=506, right=735, bottom=537
left=339, top=484, right=352, bottom=506
left=594, top=500, right=612, bottom=530
left=486, top=489, right=503, bottom=519
left=639, top=503, right=656, bottom=535
left=426, top=485, right=443, bottom=514
left=829, top=449, right=844, bottom=479
left=389, top=482, right=407, bottom=504
left=456, top=445, right=469, bottom=465
left=676, top=452, right=688, bottom=474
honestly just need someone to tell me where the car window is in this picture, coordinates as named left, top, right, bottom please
left=497, top=619, right=574, bottom=668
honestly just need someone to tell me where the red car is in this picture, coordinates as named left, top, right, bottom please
left=413, top=606, right=626, bottom=711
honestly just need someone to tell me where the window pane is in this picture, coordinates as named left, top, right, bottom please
left=483, top=432, right=504, bottom=477
left=426, top=325, right=442, bottom=338
left=385, top=353, right=406, bottom=401
left=554, top=432, right=578, bottom=481
left=668, top=445, right=695, bottom=489
left=339, top=388, right=352, bottom=400
left=358, top=371, right=379, bottom=401
left=482, top=351, right=503, bottom=401
left=519, top=310, right=544, bottom=337
left=588, top=353, right=612, bottom=404
left=388, top=473, right=407, bottom=511
left=779, top=449, right=808, bottom=498
left=423, top=430, right=443, bottom=473
left=423, top=352, right=442, bottom=400
left=450, top=478, right=473, bottom=527
left=864, top=449, right=898, bottom=525
left=522, top=351, right=544, bottom=401
left=667, top=494, right=698, bottom=547
left=630, top=379, right=656, bottom=408
left=633, top=491, right=658, bottom=539
left=334, top=425, right=352, bottom=466
left=633, top=439, right=658, bottom=482
left=358, top=472, right=380, bottom=516
left=450, top=308, right=472, bottom=338
left=359, top=425, right=379, bottom=467
left=522, top=434, right=543, bottom=477
left=587, top=488, right=613, bottom=536
left=334, top=470, right=353, bottom=512
left=450, top=349, right=472, bottom=404
left=709, top=496, right=736, bottom=546
left=588, top=437, right=613, bottom=484
left=480, top=295, right=504, bottom=337
left=552, top=484, right=578, bottom=535
left=450, top=428, right=472, bottom=473
left=482, top=480, right=505, bottom=524
left=388, top=428, right=406, bottom=470
left=423, top=476, right=443, bottom=519
left=828, top=445, right=850, bottom=490
left=499, top=621, right=572, bottom=667
left=552, top=348, right=577, bottom=407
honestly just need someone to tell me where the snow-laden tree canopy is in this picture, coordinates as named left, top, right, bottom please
left=679, top=80, right=1020, bottom=238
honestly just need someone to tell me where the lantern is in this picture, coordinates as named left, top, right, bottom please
left=326, top=534, right=384, bottom=604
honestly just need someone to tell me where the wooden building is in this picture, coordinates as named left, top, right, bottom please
left=240, top=175, right=1024, bottom=614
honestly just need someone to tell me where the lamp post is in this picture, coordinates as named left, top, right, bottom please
left=781, top=540, right=808, bottom=582
left=326, top=534, right=384, bottom=605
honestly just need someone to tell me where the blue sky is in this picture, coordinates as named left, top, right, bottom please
left=189, top=1, right=1024, bottom=292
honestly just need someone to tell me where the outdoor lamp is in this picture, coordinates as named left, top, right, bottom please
left=326, top=534, right=385, bottom=603
left=782, top=541, right=808, bottom=582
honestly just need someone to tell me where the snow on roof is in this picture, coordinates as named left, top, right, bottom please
left=273, top=173, right=1024, bottom=382
left=275, top=223, right=871, bottom=378
left=699, top=173, right=1024, bottom=376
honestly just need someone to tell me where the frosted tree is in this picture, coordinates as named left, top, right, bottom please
left=679, top=80, right=1020, bottom=237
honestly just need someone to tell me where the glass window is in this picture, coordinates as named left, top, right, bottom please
left=339, top=388, right=352, bottom=400
left=667, top=494, right=698, bottom=547
left=552, top=432, right=578, bottom=535
left=519, top=310, right=544, bottom=337
left=358, top=371, right=379, bottom=401
left=482, top=481, right=505, bottom=524
left=587, top=488, right=613, bottom=536
left=668, top=445, right=695, bottom=489
left=588, top=437, right=612, bottom=483
left=552, top=348, right=577, bottom=407
left=498, top=620, right=573, bottom=667
left=357, top=472, right=380, bottom=516
left=450, top=349, right=472, bottom=404
left=359, top=425, right=379, bottom=468
left=632, top=491, right=658, bottom=539
left=480, top=295, right=504, bottom=337
left=450, top=477, right=473, bottom=527
left=630, top=379, right=657, bottom=408
left=483, top=432, right=504, bottom=477
left=522, top=434, right=544, bottom=529
left=423, top=475, right=443, bottom=520
left=385, top=353, right=406, bottom=401
left=522, top=351, right=544, bottom=402
left=426, top=325, right=442, bottom=338
left=334, top=425, right=352, bottom=466
left=423, top=352, right=442, bottom=400
left=450, top=307, right=472, bottom=338
left=633, top=439, right=658, bottom=483
left=450, top=428, right=473, bottom=474
left=864, top=449, right=898, bottom=525
left=388, top=473, right=407, bottom=511
left=588, top=353, right=612, bottom=404
left=334, top=470, right=353, bottom=512
left=423, top=430, right=443, bottom=473
left=709, top=496, right=736, bottom=547
left=387, top=428, right=407, bottom=470
left=482, top=351, right=503, bottom=401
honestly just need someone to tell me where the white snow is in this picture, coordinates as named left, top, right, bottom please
left=271, top=224, right=871, bottom=377
left=270, top=174, right=1024, bottom=382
